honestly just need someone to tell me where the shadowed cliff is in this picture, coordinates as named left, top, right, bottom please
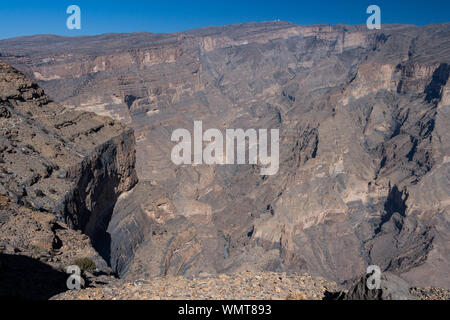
left=1, top=22, right=449, bottom=289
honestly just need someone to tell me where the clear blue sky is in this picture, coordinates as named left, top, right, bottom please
left=0, top=0, right=449, bottom=39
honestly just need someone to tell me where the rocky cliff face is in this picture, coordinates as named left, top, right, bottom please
left=1, top=22, right=449, bottom=289
left=0, top=62, right=138, bottom=298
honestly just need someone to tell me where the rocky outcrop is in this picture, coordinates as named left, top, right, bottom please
left=51, top=270, right=450, bottom=300
left=1, top=22, right=449, bottom=290
left=0, top=62, right=138, bottom=298
left=51, top=271, right=342, bottom=300
left=54, top=126, right=137, bottom=260
left=334, top=272, right=417, bottom=300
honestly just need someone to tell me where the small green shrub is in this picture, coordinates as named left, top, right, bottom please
left=72, top=257, right=96, bottom=273
left=31, top=245, right=47, bottom=258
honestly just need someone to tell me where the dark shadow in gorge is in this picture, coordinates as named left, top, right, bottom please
left=0, top=253, right=68, bottom=300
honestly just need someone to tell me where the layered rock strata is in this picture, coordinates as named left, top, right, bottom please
left=0, top=62, right=138, bottom=299
left=1, top=22, right=449, bottom=289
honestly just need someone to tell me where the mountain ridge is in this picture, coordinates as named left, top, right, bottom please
left=1, top=21, right=449, bottom=291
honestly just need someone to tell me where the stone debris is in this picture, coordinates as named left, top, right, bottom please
left=52, top=272, right=340, bottom=300
left=52, top=271, right=450, bottom=300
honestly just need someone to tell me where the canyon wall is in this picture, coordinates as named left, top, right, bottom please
left=0, top=61, right=138, bottom=289
left=1, top=22, right=449, bottom=288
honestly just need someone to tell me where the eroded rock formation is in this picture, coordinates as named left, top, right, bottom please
left=0, top=62, right=137, bottom=299
left=1, top=22, right=449, bottom=289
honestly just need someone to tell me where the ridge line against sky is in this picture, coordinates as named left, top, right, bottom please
left=0, top=0, right=449, bottom=40
left=0, top=22, right=435, bottom=43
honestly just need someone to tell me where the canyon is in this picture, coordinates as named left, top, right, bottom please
left=0, top=61, right=137, bottom=298
left=0, top=21, right=449, bottom=297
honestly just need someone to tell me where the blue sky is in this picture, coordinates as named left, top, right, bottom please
left=0, top=0, right=449, bottom=39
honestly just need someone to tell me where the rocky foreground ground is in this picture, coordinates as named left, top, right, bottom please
left=51, top=271, right=449, bottom=300
left=51, top=272, right=342, bottom=300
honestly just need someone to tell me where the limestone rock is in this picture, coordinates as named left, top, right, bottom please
left=1, top=22, right=449, bottom=291
left=0, top=62, right=138, bottom=299
left=341, top=272, right=417, bottom=300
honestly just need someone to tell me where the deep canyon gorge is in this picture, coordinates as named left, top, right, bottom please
left=0, top=21, right=449, bottom=299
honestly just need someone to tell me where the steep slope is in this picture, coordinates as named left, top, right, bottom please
left=0, top=62, right=138, bottom=299
left=1, top=22, right=449, bottom=288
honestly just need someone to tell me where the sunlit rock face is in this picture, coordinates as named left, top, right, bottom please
left=0, top=62, right=138, bottom=299
left=1, top=22, right=449, bottom=288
